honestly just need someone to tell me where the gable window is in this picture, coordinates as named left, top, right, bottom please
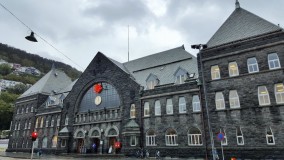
left=247, top=57, right=259, bottom=73
left=275, top=83, right=284, bottom=104
left=220, top=128, right=227, bottom=145
left=144, top=102, right=150, bottom=117
left=130, top=104, right=136, bottom=118
left=211, top=65, right=220, bottom=80
left=236, top=126, right=244, bottom=145
left=188, top=128, right=202, bottom=146
left=192, top=95, right=201, bottom=112
left=229, top=90, right=240, bottom=108
left=146, top=74, right=159, bottom=90
left=179, top=97, right=186, bottom=113
left=174, top=67, right=188, bottom=84
left=268, top=53, right=281, bottom=69
left=155, top=100, right=161, bottom=116
left=165, top=128, right=178, bottom=146
left=215, top=92, right=225, bottom=110
left=229, top=62, right=239, bottom=77
left=166, top=99, right=173, bottom=114
left=258, top=86, right=270, bottom=106
left=266, top=127, right=275, bottom=145
left=146, top=129, right=156, bottom=146
left=130, top=136, right=137, bottom=146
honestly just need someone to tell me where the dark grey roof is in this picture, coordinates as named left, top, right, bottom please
left=58, top=79, right=78, bottom=93
left=123, top=45, right=198, bottom=88
left=124, top=119, right=139, bottom=128
left=207, top=7, right=281, bottom=47
left=19, top=68, right=72, bottom=98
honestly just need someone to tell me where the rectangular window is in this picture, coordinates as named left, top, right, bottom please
left=166, top=99, right=173, bottom=114
left=144, top=102, right=150, bottom=117
left=188, top=134, right=202, bottom=145
left=211, top=65, right=220, bottom=80
left=229, top=90, right=240, bottom=108
left=275, top=83, right=284, bottom=104
left=179, top=97, right=186, bottom=113
left=268, top=53, right=281, bottom=69
left=61, top=139, right=66, bottom=147
left=229, top=62, right=239, bottom=77
left=192, top=95, right=201, bottom=112
left=155, top=100, right=161, bottom=116
left=215, top=92, right=225, bottom=110
left=247, top=57, right=259, bottom=73
left=165, top=135, right=178, bottom=146
left=236, top=127, right=244, bottom=145
left=130, top=136, right=137, bottom=146
left=130, top=104, right=136, bottom=118
left=146, top=135, right=156, bottom=146
left=258, top=86, right=271, bottom=106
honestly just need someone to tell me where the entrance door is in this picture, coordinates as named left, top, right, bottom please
left=76, top=139, right=84, bottom=153
left=108, top=137, right=117, bottom=153
left=91, top=138, right=100, bottom=153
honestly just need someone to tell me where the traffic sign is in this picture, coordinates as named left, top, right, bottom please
left=217, top=132, right=224, bottom=141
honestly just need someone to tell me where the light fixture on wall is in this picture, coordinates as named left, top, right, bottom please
left=25, top=31, right=37, bottom=42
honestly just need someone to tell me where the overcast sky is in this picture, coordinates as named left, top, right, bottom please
left=0, top=0, right=283, bottom=71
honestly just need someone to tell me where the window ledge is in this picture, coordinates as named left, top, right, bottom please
left=178, top=112, right=187, bottom=115
left=154, top=115, right=162, bottom=117
left=164, top=114, right=174, bottom=116
left=188, top=144, right=203, bottom=146
left=143, top=116, right=150, bottom=118
left=166, top=144, right=178, bottom=146
left=192, top=111, right=201, bottom=114
left=146, top=145, right=157, bottom=147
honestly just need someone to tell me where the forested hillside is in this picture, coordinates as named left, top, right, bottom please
left=0, top=43, right=81, bottom=80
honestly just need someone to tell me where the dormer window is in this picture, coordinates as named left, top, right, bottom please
left=146, top=74, right=159, bottom=90
left=174, top=67, right=188, bottom=84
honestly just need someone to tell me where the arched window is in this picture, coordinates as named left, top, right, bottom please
left=258, top=86, right=270, bottom=106
left=28, top=119, right=31, bottom=129
left=144, top=102, right=150, bottom=117
left=130, top=104, right=136, bottom=118
left=65, top=115, right=69, bottom=125
left=155, top=100, right=161, bottom=116
left=266, top=127, right=275, bottom=145
left=215, top=92, right=225, bottom=109
left=52, top=136, right=58, bottom=148
left=26, top=106, right=29, bottom=113
left=192, top=95, right=201, bottom=112
left=42, top=137, right=48, bottom=148
left=45, top=117, right=49, bottom=128
left=275, top=83, right=284, bottom=104
left=211, top=65, right=220, bottom=80
left=188, top=127, right=202, bottom=145
left=165, top=128, right=178, bottom=146
left=51, top=116, right=54, bottom=127
left=229, top=62, right=239, bottom=77
left=268, top=53, right=281, bottom=69
left=166, top=99, right=173, bottom=114
left=236, top=126, right=244, bottom=145
left=179, top=97, right=186, bottom=113
left=31, top=105, right=33, bottom=112
left=247, top=57, right=259, bottom=73
left=57, top=115, right=61, bottom=126
left=146, top=129, right=156, bottom=146
left=229, top=90, right=240, bottom=108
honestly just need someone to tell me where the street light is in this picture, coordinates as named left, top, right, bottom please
left=191, top=44, right=216, bottom=160
left=25, top=31, right=38, bottom=42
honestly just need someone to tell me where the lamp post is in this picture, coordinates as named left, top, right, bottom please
left=100, top=129, right=104, bottom=154
left=31, top=131, right=38, bottom=160
left=191, top=44, right=216, bottom=160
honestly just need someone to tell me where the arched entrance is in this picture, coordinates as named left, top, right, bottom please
left=74, top=129, right=85, bottom=153
left=105, top=127, right=119, bottom=154
left=88, top=127, right=101, bottom=154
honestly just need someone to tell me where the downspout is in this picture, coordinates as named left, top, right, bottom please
left=139, top=86, right=144, bottom=149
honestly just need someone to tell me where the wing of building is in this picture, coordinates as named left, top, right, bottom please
left=198, top=1, right=284, bottom=159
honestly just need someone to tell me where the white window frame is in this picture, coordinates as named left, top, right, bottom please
left=65, top=116, right=69, bottom=125
left=130, top=104, right=136, bottom=118
left=155, top=100, right=161, bottom=116
left=57, top=116, right=61, bottom=126
left=229, top=90, right=240, bottom=108
left=166, top=99, right=173, bottom=115
left=228, top=62, right=239, bottom=77
left=52, top=136, right=57, bottom=148
left=247, top=57, right=259, bottom=73
left=179, top=97, right=186, bottom=113
left=268, top=53, right=281, bottom=70
left=188, top=128, right=202, bottom=146
left=46, top=119, right=49, bottom=128
left=176, top=74, right=186, bottom=84
left=258, top=86, right=271, bottom=106
left=130, top=135, right=137, bottom=146
left=211, top=65, right=220, bottom=80
left=236, top=127, right=244, bottom=145
left=42, top=137, right=48, bottom=148
left=275, top=83, right=284, bottom=104
left=192, top=95, right=201, bottom=112
left=215, top=92, right=225, bottom=110
left=146, top=130, right=156, bottom=146
left=147, top=80, right=156, bottom=89
left=165, top=129, right=178, bottom=146
left=220, top=129, right=228, bottom=145
left=144, top=102, right=150, bottom=117
left=266, top=127, right=275, bottom=145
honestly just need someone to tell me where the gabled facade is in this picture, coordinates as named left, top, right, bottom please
left=198, top=1, right=284, bottom=159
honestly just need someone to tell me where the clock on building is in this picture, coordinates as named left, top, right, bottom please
left=94, top=96, right=102, bottom=105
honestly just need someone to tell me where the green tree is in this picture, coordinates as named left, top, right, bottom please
left=6, top=83, right=28, bottom=94
left=0, top=92, right=19, bottom=103
left=0, top=64, right=12, bottom=75
left=0, top=100, right=13, bottom=130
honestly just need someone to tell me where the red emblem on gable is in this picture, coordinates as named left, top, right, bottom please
left=94, top=84, right=103, bottom=93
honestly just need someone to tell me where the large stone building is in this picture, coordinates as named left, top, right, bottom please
left=7, top=1, right=284, bottom=159
left=198, top=1, right=284, bottom=159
